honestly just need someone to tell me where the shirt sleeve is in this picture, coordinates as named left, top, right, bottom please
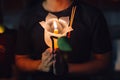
left=91, top=11, right=112, bottom=53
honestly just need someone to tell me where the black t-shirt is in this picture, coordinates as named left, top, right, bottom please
left=16, top=1, right=112, bottom=80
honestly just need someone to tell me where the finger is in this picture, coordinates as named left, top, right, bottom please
left=53, top=54, right=56, bottom=57
left=44, top=54, right=53, bottom=65
left=42, top=52, right=52, bottom=62
left=42, top=51, right=49, bottom=56
left=42, top=48, right=52, bottom=56
left=45, top=48, right=52, bottom=54
left=47, top=60, right=54, bottom=67
left=42, top=48, right=53, bottom=64
left=49, top=48, right=52, bottom=54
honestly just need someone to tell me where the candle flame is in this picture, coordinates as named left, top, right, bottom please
left=53, top=21, right=58, bottom=34
left=53, top=21, right=57, bottom=29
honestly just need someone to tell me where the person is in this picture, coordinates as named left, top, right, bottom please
left=0, top=17, right=17, bottom=80
left=15, top=0, right=112, bottom=80
left=0, top=2, right=17, bottom=79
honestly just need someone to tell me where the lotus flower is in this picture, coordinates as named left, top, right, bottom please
left=39, top=13, right=73, bottom=49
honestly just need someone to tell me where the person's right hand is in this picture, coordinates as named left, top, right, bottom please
left=38, top=48, right=55, bottom=72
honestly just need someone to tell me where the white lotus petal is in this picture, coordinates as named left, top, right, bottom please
left=39, top=21, right=46, bottom=28
left=39, top=13, right=73, bottom=48
left=46, top=13, right=57, bottom=22
left=67, top=27, right=73, bottom=32
left=59, top=16, right=69, bottom=25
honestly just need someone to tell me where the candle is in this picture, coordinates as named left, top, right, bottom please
left=53, top=21, right=58, bottom=49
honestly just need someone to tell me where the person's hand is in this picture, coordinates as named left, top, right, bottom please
left=38, top=48, right=54, bottom=72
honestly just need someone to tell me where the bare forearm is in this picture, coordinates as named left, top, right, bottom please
left=15, top=56, right=41, bottom=71
left=68, top=52, right=111, bottom=74
left=68, top=60, right=109, bottom=74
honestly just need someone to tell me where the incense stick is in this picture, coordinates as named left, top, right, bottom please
left=70, top=6, right=76, bottom=27
left=68, top=6, right=76, bottom=38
